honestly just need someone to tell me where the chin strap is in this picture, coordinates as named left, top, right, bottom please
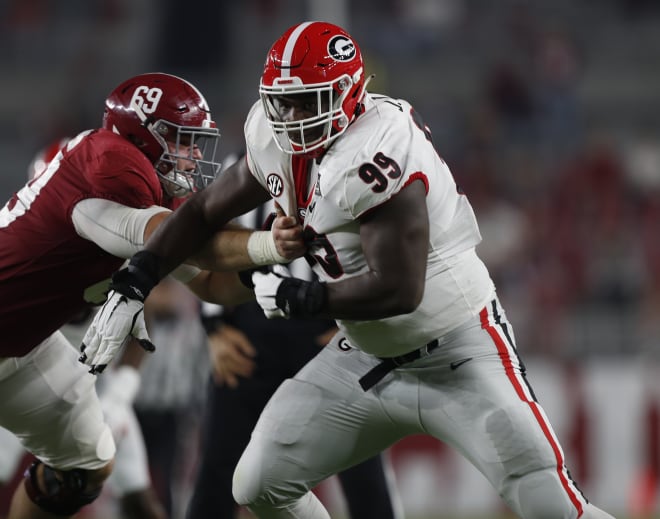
left=354, top=73, right=375, bottom=118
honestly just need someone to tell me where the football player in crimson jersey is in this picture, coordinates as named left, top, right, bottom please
left=81, top=24, right=615, bottom=519
left=0, top=138, right=167, bottom=519
left=0, top=72, right=304, bottom=519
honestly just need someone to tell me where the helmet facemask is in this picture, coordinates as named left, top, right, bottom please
left=260, top=70, right=361, bottom=157
left=151, top=120, right=221, bottom=197
left=129, top=98, right=221, bottom=198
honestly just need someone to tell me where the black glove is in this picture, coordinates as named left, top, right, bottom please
left=252, top=269, right=326, bottom=319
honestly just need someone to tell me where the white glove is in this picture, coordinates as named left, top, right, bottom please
left=80, top=290, right=154, bottom=374
left=252, top=265, right=291, bottom=319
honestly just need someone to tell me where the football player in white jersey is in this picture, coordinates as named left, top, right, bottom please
left=83, top=22, right=616, bottom=519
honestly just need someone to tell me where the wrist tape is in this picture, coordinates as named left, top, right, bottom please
left=246, top=231, right=288, bottom=266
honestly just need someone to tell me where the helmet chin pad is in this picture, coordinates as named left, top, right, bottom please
left=158, top=168, right=196, bottom=198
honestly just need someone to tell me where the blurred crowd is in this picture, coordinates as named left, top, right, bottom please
left=2, top=2, right=660, bottom=517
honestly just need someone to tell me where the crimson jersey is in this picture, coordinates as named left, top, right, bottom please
left=0, top=129, right=174, bottom=356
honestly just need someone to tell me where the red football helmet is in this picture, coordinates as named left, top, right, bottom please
left=103, top=72, right=221, bottom=197
left=260, top=21, right=367, bottom=158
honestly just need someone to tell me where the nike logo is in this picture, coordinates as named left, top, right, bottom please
left=450, top=357, right=473, bottom=370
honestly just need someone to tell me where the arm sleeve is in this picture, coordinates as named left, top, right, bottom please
left=73, top=198, right=202, bottom=282
left=71, top=198, right=170, bottom=258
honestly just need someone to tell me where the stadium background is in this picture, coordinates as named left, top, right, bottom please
left=1, top=0, right=660, bottom=517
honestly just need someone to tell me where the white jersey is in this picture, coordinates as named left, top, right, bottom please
left=245, top=94, right=495, bottom=356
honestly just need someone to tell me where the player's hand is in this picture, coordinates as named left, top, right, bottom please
left=80, top=263, right=157, bottom=374
left=208, top=324, right=257, bottom=388
left=80, top=289, right=154, bottom=373
left=252, top=266, right=327, bottom=319
left=271, top=202, right=306, bottom=261
left=252, top=265, right=292, bottom=319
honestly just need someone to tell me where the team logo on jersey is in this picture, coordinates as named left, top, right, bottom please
left=328, top=35, right=356, bottom=62
left=338, top=337, right=352, bottom=351
left=266, top=173, right=284, bottom=197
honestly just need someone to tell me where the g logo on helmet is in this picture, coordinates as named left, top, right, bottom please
left=328, top=35, right=356, bottom=62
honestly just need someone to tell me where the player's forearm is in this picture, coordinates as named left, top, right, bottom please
left=323, top=272, right=424, bottom=320
left=257, top=268, right=424, bottom=321
left=190, top=225, right=300, bottom=271
left=186, top=270, right=255, bottom=306
left=146, top=214, right=272, bottom=273
left=144, top=163, right=273, bottom=279
left=189, top=226, right=257, bottom=271
left=145, top=195, right=217, bottom=279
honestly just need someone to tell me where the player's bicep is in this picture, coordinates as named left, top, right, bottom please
left=360, top=180, right=428, bottom=298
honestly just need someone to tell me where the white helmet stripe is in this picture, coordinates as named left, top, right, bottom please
left=280, top=21, right=315, bottom=78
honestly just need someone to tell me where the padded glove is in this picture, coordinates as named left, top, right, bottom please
left=252, top=267, right=326, bottom=319
left=80, top=251, right=159, bottom=374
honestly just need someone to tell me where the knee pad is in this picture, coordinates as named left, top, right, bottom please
left=24, top=460, right=103, bottom=516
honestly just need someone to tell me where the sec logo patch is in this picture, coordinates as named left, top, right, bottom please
left=266, top=173, right=284, bottom=197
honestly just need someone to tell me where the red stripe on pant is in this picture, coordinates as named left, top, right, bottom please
left=479, top=306, right=584, bottom=518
